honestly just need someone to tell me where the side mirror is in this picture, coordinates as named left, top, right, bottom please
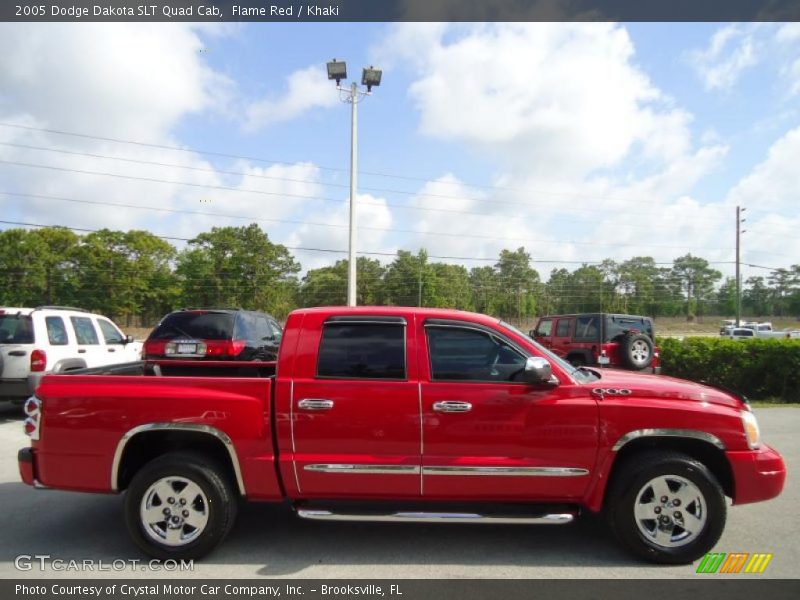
left=124, top=334, right=134, bottom=344
left=523, top=356, right=553, bottom=384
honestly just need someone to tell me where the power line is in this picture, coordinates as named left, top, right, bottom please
left=1, top=219, right=778, bottom=274
left=0, top=121, right=737, bottom=216
left=0, top=188, right=735, bottom=251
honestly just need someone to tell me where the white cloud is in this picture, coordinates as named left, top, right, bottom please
left=286, top=193, right=394, bottom=272
left=688, top=24, right=759, bottom=91
left=243, top=65, right=339, bottom=131
left=378, top=23, right=691, bottom=179
left=0, top=22, right=328, bottom=249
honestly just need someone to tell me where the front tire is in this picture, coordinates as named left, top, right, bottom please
left=124, top=451, right=238, bottom=560
left=606, top=451, right=726, bottom=564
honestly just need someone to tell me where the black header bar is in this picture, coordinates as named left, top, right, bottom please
left=3, top=0, right=800, bottom=22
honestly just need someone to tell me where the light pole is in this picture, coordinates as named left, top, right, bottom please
left=327, top=59, right=382, bottom=307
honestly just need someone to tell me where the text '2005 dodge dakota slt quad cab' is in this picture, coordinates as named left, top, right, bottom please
left=18, top=307, right=786, bottom=564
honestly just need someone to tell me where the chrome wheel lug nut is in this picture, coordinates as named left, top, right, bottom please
left=167, top=497, right=175, bottom=504
left=654, top=507, right=661, bottom=514
left=673, top=499, right=681, bottom=507
left=182, top=510, right=189, bottom=518
left=674, top=511, right=682, bottom=519
left=180, top=498, right=186, bottom=505
left=162, top=508, right=170, bottom=516
left=660, top=496, right=668, bottom=503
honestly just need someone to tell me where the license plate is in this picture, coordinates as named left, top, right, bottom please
left=177, top=343, right=198, bottom=354
left=598, top=355, right=610, bottom=365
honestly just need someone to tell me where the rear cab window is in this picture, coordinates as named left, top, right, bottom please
left=0, top=314, right=34, bottom=344
left=317, top=321, right=406, bottom=380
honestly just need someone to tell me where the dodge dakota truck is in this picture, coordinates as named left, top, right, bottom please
left=18, top=307, right=786, bottom=565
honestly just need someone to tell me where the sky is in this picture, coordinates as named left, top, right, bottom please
left=0, top=21, right=798, bottom=281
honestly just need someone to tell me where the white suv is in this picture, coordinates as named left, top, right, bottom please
left=0, top=306, right=143, bottom=404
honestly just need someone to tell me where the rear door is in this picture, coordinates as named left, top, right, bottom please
left=289, top=313, right=422, bottom=498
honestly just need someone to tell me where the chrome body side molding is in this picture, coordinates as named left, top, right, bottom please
left=611, top=428, right=727, bottom=452
left=296, top=508, right=575, bottom=525
left=304, top=464, right=421, bottom=475
left=422, top=466, right=589, bottom=477
left=110, top=422, right=246, bottom=495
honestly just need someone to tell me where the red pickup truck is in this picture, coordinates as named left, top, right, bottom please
left=18, top=307, right=785, bottom=565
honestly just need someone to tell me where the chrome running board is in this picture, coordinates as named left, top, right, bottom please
left=296, top=508, right=575, bottom=525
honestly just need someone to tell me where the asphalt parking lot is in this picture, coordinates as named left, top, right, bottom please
left=0, top=404, right=796, bottom=579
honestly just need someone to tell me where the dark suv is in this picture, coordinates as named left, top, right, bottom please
left=530, top=313, right=660, bottom=373
left=143, top=309, right=282, bottom=361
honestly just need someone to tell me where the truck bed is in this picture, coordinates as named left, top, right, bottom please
left=31, top=360, right=281, bottom=499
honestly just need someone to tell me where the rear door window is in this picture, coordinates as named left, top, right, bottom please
left=45, top=316, right=69, bottom=345
left=317, top=323, right=406, bottom=380
left=556, top=319, right=571, bottom=337
left=574, top=316, right=599, bottom=342
left=70, top=317, right=99, bottom=345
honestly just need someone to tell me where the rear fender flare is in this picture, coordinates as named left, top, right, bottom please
left=110, top=422, right=246, bottom=496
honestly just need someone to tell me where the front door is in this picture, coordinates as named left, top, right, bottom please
left=420, top=320, right=598, bottom=501
left=290, top=314, right=421, bottom=498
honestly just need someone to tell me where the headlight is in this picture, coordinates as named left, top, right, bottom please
left=741, top=410, right=761, bottom=449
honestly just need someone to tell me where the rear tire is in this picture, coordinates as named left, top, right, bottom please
left=606, top=451, right=726, bottom=564
left=619, top=333, right=654, bottom=371
left=124, top=451, right=238, bottom=560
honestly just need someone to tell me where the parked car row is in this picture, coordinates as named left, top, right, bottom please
left=719, top=320, right=800, bottom=340
left=1, top=306, right=283, bottom=404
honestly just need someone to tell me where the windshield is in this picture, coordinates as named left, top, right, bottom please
left=497, top=320, right=599, bottom=383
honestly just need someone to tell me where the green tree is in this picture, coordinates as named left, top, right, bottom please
left=618, top=256, right=660, bottom=315
left=29, top=227, right=81, bottom=306
left=299, top=257, right=385, bottom=307
left=428, top=263, right=473, bottom=310
left=469, top=266, right=500, bottom=315
left=383, top=250, right=430, bottom=306
left=715, top=277, right=737, bottom=317
left=0, top=229, right=48, bottom=305
left=176, top=224, right=299, bottom=318
left=670, top=254, right=722, bottom=321
left=493, top=248, right=541, bottom=321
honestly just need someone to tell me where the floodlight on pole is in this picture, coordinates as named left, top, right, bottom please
left=326, top=59, right=347, bottom=85
left=327, top=58, right=382, bottom=307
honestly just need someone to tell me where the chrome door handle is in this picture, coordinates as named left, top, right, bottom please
left=298, top=399, right=334, bottom=411
left=433, top=401, right=472, bottom=413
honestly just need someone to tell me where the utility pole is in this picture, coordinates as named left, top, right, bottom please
left=736, top=206, right=746, bottom=327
